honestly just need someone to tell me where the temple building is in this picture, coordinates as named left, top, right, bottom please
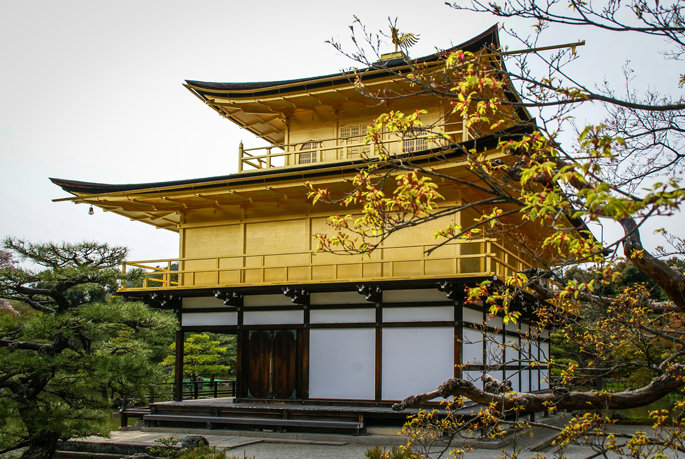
left=51, top=26, right=557, bottom=431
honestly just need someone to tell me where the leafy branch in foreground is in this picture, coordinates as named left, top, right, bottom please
left=317, top=6, right=685, bottom=457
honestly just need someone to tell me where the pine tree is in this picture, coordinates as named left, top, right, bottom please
left=0, top=238, right=177, bottom=459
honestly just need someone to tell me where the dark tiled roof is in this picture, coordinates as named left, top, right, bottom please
left=185, top=25, right=500, bottom=95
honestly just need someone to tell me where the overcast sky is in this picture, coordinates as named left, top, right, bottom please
left=1, top=0, right=682, bottom=263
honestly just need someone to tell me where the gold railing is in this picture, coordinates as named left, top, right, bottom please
left=120, top=238, right=533, bottom=291
left=238, top=121, right=471, bottom=172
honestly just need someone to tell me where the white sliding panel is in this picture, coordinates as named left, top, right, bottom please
left=243, top=310, right=303, bottom=325
left=486, top=332, right=503, bottom=367
left=540, top=340, right=550, bottom=362
left=531, top=340, right=540, bottom=364
left=521, top=367, right=530, bottom=392
left=309, top=329, right=375, bottom=400
left=531, top=369, right=540, bottom=391
left=382, top=328, right=454, bottom=401
left=504, top=336, right=520, bottom=365
left=383, top=306, right=453, bottom=323
left=505, top=369, right=520, bottom=392
left=462, top=328, right=483, bottom=364
left=488, top=315, right=503, bottom=329
left=463, top=370, right=484, bottom=390
left=540, top=368, right=550, bottom=390
left=463, top=308, right=483, bottom=325
left=487, top=370, right=503, bottom=384
left=181, top=312, right=237, bottom=326
left=310, top=308, right=375, bottom=324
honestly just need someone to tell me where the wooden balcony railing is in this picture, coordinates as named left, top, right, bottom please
left=238, top=120, right=471, bottom=172
left=120, top=239, right=533, bottom=291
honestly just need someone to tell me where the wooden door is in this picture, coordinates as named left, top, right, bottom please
left=273, top=330, right=296, bottom=399
left=246, top=330, right=297, bottom=399
left=247, top=330, right=271, bottom=398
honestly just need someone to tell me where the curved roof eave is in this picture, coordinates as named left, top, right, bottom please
left=184, top=25, right=500, bottom=97
left=51, top=124, right=524, bottom=197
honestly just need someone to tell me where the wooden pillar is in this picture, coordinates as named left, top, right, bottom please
left=375, top=303, right=383, bottom=403
left=174, top=330, right=184, bottom=401
left=454, top=298, right=463, bottom=378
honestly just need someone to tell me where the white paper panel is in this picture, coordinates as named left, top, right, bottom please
left=383, top=306, right=453, bottom=323
left=309, top=329, right=375, bottom=400
left=243, top=310, right=303, bottom=325
left=462, top=328, right=483, bottom=364
left=540, top=369, right=550, bottom=390
left=487, top=370, right=503, bottom=384
left=463, top=371, right=484, bottom=390
left=244, top=294, right=292, bottom=307
left=383, top=289, right=447, bottom=303
left=505, top=320, right=519, bottom=332
left=488, top=316, right=503, bottom=329
left=310, top=308, right=375, bottom=324
left=520, top=323, right=529, bottom=334
left=181, top=312, right=237, bottom=326
left=540, top=341, right=550, bottom=361
left=531, top=369, right=540, bottom=391
left=505, top=369, right=520, bottom=392
left=310, top=292, right=367, bottom=305
left=382, top=328, right=454, bottom=400
left=504, top=336, right=520, bottom=363
left=463, top=308, right=483, bottom=324
left=486, top=332, right=503, bottom=366
left=531, top=340, right=540, bottom=362
left=521, top=368, right=530, bottom=392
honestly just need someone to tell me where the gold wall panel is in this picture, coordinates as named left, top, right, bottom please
left=245, top=219, right=306, bottom=255
left=185, top=225, right=242, bottom=258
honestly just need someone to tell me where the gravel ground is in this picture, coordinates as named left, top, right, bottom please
left=72, top=422, right=685, bottom=459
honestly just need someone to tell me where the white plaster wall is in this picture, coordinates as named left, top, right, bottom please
left=310, top=308, right=375, bottom=324
left=382, top=327, right=454, bottom=401
left=244, top=294, right=293, bottom=307
left=531, top=369, right=540, bottom=391
left=383, top=289, right=447, bottom=303
left=310, top=292, right=368, bottom=305
left=383, top=306, right=453, bottom=322
left=182, top=297, right=226, bottom=309
left=309, top=329, right=375, bottom=400
left=181, top=312, right=237, bottom=326
left=243, top=310, right=303, bottom=325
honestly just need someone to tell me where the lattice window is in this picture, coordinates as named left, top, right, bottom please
left=340, top=124, right=368, bottom=158
left=299, top=141, right=318, bottom=164
left=403, top=137, right=427, bottom=153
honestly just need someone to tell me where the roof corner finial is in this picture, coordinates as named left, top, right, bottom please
left=388, top=17, right=419, bottom=53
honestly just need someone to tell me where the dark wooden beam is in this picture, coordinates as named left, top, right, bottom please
left=174, top=330, right=184, bottom=401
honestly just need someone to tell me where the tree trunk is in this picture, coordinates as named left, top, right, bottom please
left=19, top=435, right=60, bottom=459
left=393, top=365, right=685, bottom=413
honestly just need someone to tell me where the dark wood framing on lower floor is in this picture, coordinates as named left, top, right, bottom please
left=125, top=277, right=551, bottom=406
